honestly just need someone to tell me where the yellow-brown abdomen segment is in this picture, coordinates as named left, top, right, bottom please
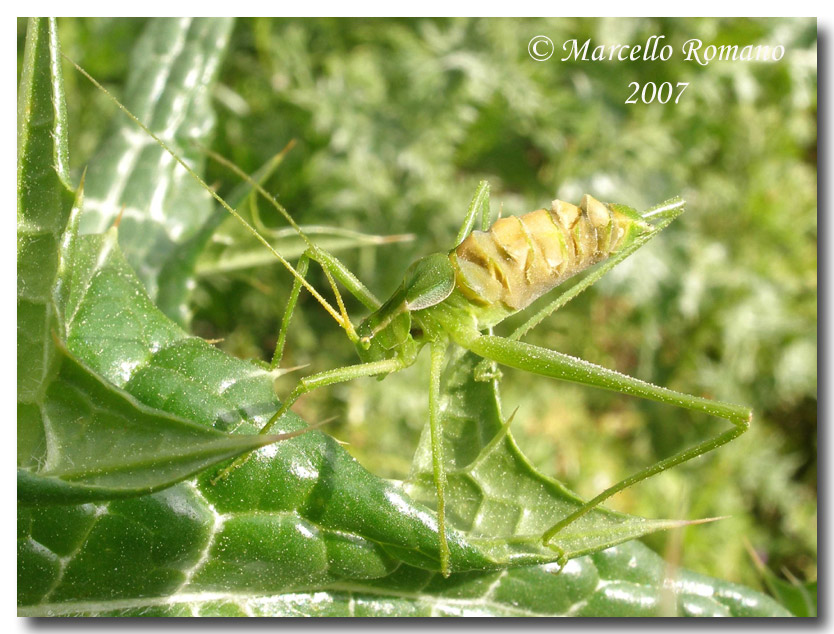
left=452, top=195, right=647, bottom=311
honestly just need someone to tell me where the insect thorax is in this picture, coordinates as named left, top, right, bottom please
left=450, top=195, right=650, bottom=316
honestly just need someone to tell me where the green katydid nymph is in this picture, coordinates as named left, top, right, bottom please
left=214, top=183, right=752, bottom=578
left=71, top=56, right=751, bottom=580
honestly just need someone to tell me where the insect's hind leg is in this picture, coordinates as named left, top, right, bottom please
left=466, top=333, right=751, bottom=548
left=454, top=181, right=491, bottom=246
left=454, top=181, right=505, bottom=382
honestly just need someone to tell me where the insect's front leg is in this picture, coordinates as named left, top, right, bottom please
left=271, top=251, right=311, bottom=369
left=308, top=248, right=381, bottom=311
left=466, top=333, right=751, bottom=548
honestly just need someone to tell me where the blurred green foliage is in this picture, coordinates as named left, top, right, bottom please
left=35, top=17, right=816, bottom=592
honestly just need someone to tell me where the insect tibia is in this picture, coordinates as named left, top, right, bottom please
left=453, top=194, right=651, bottom=313
left=473, top=358, right=502, bottom=382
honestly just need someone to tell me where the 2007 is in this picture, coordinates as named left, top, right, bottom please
left=626, top=82, right=689, bottom=104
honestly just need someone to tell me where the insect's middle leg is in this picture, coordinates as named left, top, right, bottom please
left=212, top=357, right=407, bottom=483
left=467, top=333, right=751, bottom=547
left=428, top=340, right=451, bottom=577
left=272, top=252, right=311, bottom=369
left=267, top=357, right=407, bottom=432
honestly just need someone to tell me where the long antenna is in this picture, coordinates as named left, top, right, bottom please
left=64, top=54, right=350, bottom=333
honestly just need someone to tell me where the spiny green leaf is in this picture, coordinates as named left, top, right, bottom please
left=17, top=532, right=788, bottom=616
left=18, top=340, right=292, bottom=506
left=17, top=17, right=73, bottom=222
left=15, top=17, right=302, bottom=506
left=19, top=179, right=297, bottom=504
left=17, top=17, right=75, bottom=403
left=79, top=17, right=234, bottom=319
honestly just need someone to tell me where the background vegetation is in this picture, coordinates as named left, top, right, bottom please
left=23, top=16, right=816, bottom=592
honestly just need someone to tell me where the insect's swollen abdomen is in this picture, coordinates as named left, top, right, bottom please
left=451, top=195, right=649, bottom=312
